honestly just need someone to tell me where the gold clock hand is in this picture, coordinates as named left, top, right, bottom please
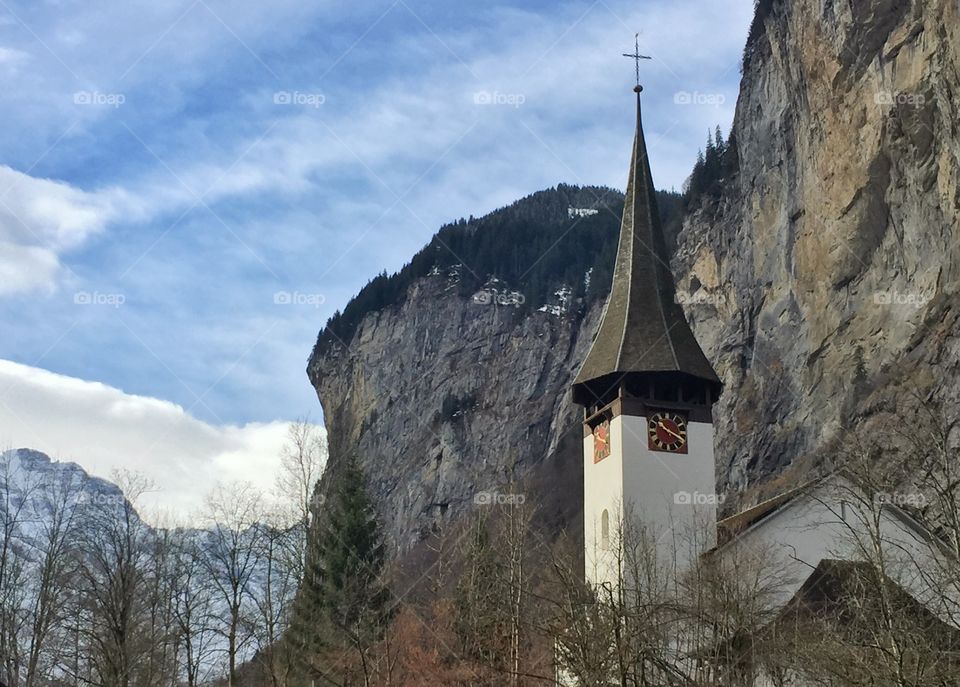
left=658, top=422, right=684, bottom=441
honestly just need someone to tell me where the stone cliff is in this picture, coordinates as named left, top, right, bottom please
left=308, top=0, right=960, bottom=550
left=674, top=0, right=960, bottom=502
left=307, top=185, right=628, bottom=550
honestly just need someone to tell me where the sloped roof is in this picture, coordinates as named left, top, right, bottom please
left=572, top=90, right=719, bottom=402
left=711, top=470, right=948, bottom=557
left=715, top=482, right=812, bottom=544
left=773, top=559, right=960, bottom=651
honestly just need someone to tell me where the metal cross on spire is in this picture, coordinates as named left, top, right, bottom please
left=622, top=33, right=651, bottom=89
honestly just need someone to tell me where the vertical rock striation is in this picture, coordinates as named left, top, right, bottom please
left=674, top=0, right=960, bottom=500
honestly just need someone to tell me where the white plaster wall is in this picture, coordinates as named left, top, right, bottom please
left=584, top=415, right=717, bottom=585
left=621, top=417, right=717, bottom=570
left=723, top=479, right=958, bottom=621
left=583, top=418, right=625, bottom=586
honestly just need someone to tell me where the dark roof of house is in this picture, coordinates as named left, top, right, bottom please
left=571, top=89, right=720, bottom=404
left=772, top=559, right=960, bottom=651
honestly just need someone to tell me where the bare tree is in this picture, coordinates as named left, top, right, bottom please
left=549, top=504, right=792, bottom=687
left=201, top=482, right=265, bottom=686
left=249, top=517, right=299, bottom=687
left=758, top=398, right=960, bottom=686
left=168, top=527, right=217, bottom=687
left=546, top=533, right=618, bottom=686
left=22, top=467, right=84, bottom=687
left=72, top=471, right=156, bottom=687
left=275, top=418, right=326, bottom=572
left=685, top=538, right=792, bottom=686
left=0, top=450, right=45, bottom=687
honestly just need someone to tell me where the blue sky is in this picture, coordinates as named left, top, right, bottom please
left=0, top=0, right=752, bottom=514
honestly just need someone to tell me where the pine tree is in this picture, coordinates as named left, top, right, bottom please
left=291, top=456, right=389, bottom=684
left=714, top=125, right=726, bottom=158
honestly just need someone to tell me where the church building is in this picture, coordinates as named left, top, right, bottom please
left=562, top=81, right=960, bottom=684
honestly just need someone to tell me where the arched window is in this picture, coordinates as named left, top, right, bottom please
left=601, top=509, right=610, bottom=549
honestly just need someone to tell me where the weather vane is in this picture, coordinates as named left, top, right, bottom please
left=622, top=32, right=651, bottom=90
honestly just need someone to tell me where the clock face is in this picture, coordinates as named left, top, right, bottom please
left=648, top=411, right=688, bottom=453
left=593, top=420, right=611, bottom=463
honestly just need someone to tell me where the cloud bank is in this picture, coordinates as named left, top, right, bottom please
left=0, top=359, right=317, bottom=523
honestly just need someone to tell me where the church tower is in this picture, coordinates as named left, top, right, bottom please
left=572, top=86, right=722, bottom=587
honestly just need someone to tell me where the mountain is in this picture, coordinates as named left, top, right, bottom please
left=672, top=0, right=960, bottom=504
left=0, top=448, right=131, bottom=546
left=308, top=186, right=682, bottom=549
left=308, top=0, right=960, bottom=552
left=0, top=448, right=295, bottom=685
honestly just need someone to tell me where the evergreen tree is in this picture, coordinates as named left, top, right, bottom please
left=683, top=126, right=739, bottom=212
left=291, top=457, right=389, bottom=684
left=312, top=185, right=688, bottom=358
left=743, top=0, right=777, bottom=70
left=714, top=125, right=726, bottom=158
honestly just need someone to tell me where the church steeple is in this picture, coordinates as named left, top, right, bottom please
left=577, top=84, right=721, bottom=589
left=572, top=87, right=721, bottom=410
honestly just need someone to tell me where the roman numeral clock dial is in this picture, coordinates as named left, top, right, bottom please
left=648, top=411, right=688, bottom=453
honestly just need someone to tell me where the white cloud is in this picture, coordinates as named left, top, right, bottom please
left=0, top=0, right=754, bottom=431
left=0, top=166, right=133, bottom=296
left=118, top=0, right=751, bottom=219
left=0, top=0, right=752, bottom=303
left=0, top=242, right=61, bottom=295
left=0, top=359, right=320, bottom=523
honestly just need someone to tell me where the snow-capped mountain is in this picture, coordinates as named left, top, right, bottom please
left=0, top=448, right=301, bottom=686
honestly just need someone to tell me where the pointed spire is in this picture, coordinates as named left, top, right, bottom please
left=572, top=88, right=721, bottom=409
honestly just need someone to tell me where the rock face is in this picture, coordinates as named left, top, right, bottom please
left=673, top=0, right=960, bottom=502
left=309, top=266, right=604, bottom=550
left=308, top=0, right=960, bottom=550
